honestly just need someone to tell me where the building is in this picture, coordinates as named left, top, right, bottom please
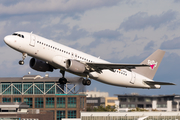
left=105, top=97, right=118, bottom=107
left=0, top=102, right=53, bottom=120
left=80, top=89, right=109, bottom=98
left=83, top=90, right=118, bottom=108
left=0, top=75, right=86, bottom=120
left=116, top=94, right=180, bottom=112
left=79, top=111, right=180, bottom=120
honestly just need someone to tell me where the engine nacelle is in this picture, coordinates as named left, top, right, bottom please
left=66, top=59, right=86, bottom=73
left=29, top=58, right=53, bottom=72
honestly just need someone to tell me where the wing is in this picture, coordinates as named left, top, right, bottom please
left=144, top=81, right=175, bottom=85
left=86, top=62, right=149, bottom=73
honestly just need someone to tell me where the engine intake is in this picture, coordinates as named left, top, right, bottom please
left=66, top=59, right=86, bottom=73
left=29, top=58, right=53, bottom=72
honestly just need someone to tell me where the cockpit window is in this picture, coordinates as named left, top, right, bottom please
left=12, top=33, right=24, bottom=38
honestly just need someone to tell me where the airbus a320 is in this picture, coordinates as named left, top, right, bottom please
left=4, top=32, right=175, bottom=88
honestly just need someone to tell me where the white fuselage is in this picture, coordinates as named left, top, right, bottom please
left=4, top=32, right=160, bottom=89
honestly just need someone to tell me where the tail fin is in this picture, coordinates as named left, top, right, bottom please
left=132, top=49, right=165, bottom=79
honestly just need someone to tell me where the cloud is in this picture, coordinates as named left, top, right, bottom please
left=119, top=10, right=177, bottom=31
left=93, top=29, right=122, bottom=39
left=160, top=37, right=180, bottom=49
left=0, top=0, right=120, bottom=17
left=144, top=41, right=155, bottom=50
left=167, top=20, right=180, bottom=30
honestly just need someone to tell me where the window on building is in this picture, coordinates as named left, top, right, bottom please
left=120, top=98, right=127, bottom=102
left=137, top=104, right=144, bottom=108
left=34, top=83, right=44, bottom=94
left=45, top=84, right=55, bottom=94
left=138, top=97, right=144, bottom=102
left=68, top=97, right=76, bottom=108
left=2, top=98, right=11, bottom=102
left=57, top=97, right=65, bottom=108
left=86, top=100, right=98, bottom=103
left=35, top=98, right=44, bottom=108
left=13, top=83, right=22, bottom=94
left=23, top=83, right=33, bottom=94
left=146, top=104, right=152, bottom=108
left=145, top=98, right=152, bottom=102
left=100, top=98, right=105, bottom=103
left=157, top=104, right=167, bottom=108
left=127, top=98, right=136, bottom=102
left=107, top=100, right=115, bottom=103
left=164, top=97, right=167, bottom=101
left=68, top=110, right=76, bottom=118
left=46, top=97, right=54, bottom=108
left=128, top=104, right=135, bottom=108
left=157, top=98, right=161, bottom=102
left=2, top=83, right=11, bottom=94
left=24, top=98, right=33, bottom=108
left=57, top=111, right=65, bottom=120
left=13, top=98, right=21, bottom=102
left=120, top=104, right=126, bottom=108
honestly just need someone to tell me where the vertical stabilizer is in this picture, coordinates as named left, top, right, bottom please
left=132, top=49, right=165, bottom=80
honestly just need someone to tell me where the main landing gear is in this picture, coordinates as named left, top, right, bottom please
left=58, top=70, right=67, bottom=84
left=82, top=78, right=91, bottom=86
left=58, top=70, right=91, bottom=86
left=19, top=53, right=27, bottom=65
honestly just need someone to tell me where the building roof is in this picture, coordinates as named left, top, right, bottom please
left=115, top=94, right=178, bottom=98
left=0, top=75, right=82, bottom=83
left=0, top=102, right=29, bottom=109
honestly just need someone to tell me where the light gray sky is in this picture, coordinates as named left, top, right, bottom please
left=0, top=0, right=180, bottom=96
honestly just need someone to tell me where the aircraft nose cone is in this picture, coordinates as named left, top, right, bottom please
left=4, top=36, right=11, bottom=45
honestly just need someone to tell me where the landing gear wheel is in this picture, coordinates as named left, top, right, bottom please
left=82, top=79, right=91, bottom=86
left=19, top=60, right=24, bottom=65
left=86, top=79, right=91, bottom=86
left=59, top=78, right=67, bottom=84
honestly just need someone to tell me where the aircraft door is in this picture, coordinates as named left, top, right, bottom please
left=130, top=72, right=136, bottom=84
left=30, top=34, right=36, bottom=47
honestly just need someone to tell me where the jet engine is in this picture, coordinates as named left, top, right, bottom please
left=29, top=58, right=53, bottom=72
left=66, top=59, right=86, bottom=73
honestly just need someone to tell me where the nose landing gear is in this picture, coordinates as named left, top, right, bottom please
left=19, top=53, right=27, bottom=65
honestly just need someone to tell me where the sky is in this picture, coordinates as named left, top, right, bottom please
left=0, top=0, right=180, bottom=96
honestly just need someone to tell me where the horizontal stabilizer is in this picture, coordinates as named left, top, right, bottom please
left=144, top=81, right=175, bottom=85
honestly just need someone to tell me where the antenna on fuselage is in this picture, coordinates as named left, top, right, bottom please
left=31, top=31, right=33, bottom=34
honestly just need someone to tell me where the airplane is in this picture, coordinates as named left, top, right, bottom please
left=3, top=31, right=175, bottom=89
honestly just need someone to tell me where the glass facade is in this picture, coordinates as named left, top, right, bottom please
left=23, top=83, right=33, bottom=94
left=2, top=98, right=11, bottom=102
left=24, top=98, right=33, bottom=108
left=34, top=83, right=44, bottom=94
left=57, top=97, right=65, bottom=108
left=0, top=82, right=57, bottom=95
left=13, top=83, right=22, bottom=94
left=2, top=83, right=11, bottom=94
left=68, top=110, right=76, bottom=118
left=57, top=111, right=65, bottom=120
left=35, top=98, right=44, bottom=108
left=45, top=84, right=55, bottom=94
left=68, top=97, right=76, bottom=108
left=13, top=98, right=21, bottom=102
left=0, top=81, right=85, bottom=120
left=46, top=97, right=54, bottom=108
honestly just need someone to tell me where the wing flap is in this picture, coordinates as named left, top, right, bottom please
left=144, top=81, right=175, bottom=85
